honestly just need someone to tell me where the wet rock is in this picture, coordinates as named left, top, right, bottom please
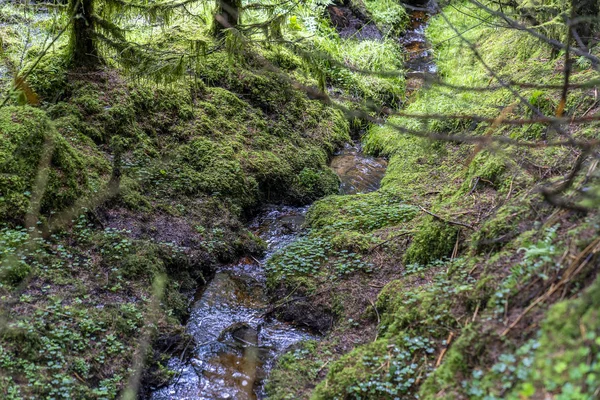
left=219, top=322, right=260, bottom=347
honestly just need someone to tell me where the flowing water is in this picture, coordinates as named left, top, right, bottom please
left=150, top=150, right=389, bottom=400
left=401, top=1, right=438, bottom=92
left=151, top=206, right=312, bottom=400
left=150, top=3, right=436, bottom=398
left=150, top=140, right=390, bottom=398
left=330, top=143, right=388, bottom=195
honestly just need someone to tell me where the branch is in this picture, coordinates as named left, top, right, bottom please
left=418, top=206, right=475, bottom=230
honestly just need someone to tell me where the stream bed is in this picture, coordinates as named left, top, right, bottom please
left=151, top=145, right=388, bottom=399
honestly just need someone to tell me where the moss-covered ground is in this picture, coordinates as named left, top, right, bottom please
left=0, top=0, right=381, bottom=394
left=265, top=2, right=600, bottom=399
left=1, top=0, right=600, bottom=398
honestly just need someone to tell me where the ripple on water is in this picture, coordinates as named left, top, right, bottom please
left=151, top=206, right=314, bottom=400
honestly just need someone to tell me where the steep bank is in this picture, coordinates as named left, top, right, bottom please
left=264, top=1, right=600, bottom=399
left=1, top=0, right=599, bottom=398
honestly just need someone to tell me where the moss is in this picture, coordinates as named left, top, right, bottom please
left=291, top=167, right=340, bottom=203
left=419, top=325, right=487, bottom=399
left=266, top=341, right=323, bottom=399
left=24, top=50, right=69, bottom=102
left=330, top=231, right=374, bottom=252
left=0, top=259, right=31, bottom=286
left=404, top=218, right=459, bottom=266
left=460, top=151, right=508, bottom=194
left=509, top=275, right=600, bottom=398
left=0, top=106, right=99, bottom=225
left=471, top=202, right=532, bottom=252
left=308, top=193, right=418, bottom=233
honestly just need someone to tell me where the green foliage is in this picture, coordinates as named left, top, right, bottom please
left=0, top=228, right=35, bottom=286
left=308, top=193, right=418, bottom=233
left=512, top=276, right=600, bottom=399
left=360, top=0, right=408, bottom=34
left=266, top=341, right=326, bottom=400
left=491, top=226, right=559, bottom=317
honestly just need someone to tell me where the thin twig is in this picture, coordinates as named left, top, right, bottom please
left=419, top=206, right=475, bottom=230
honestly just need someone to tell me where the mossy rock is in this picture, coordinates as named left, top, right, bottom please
left=290, top=167, right=341, bottom=203
left=404, top=218, right=459, bottom=266
left=0, top=106, right=93, bottom=224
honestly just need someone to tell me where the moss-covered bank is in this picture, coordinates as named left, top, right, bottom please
left=265, top=2, right=600, bottom=399
left=0, top=44, right=353, bottom=397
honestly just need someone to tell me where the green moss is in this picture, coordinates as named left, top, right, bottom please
left=308, top=193, right=418, bottom=233
left=419, top=325, right=486, bottom=399
left=266, top=341, right=323, bottom=399
left=509, top=275, right=600, bottom=399
left=24, top=51, right=69, bottom=102
left=460, top=151, right=507, bottom=194
left=0, top=106, right=98, bottom=225
left=404, top=218, right=459, bottom=266
left=330, top=231, right=374, bottom=252
left=291, top=167, right=340, bottom=203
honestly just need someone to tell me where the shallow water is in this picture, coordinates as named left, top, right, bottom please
left=330, top=143, right=388, bottom=195
left=400, top=1, right=438, bottom=92
left=151, top=206, right=312, bottom=400
left=150, top=146, right=388, bottom=399
left=150, top=3, right=439, bottom=398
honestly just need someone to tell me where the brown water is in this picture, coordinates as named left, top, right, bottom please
left=149, top=143, right=390, bottom=399
left=330, top=143, right=388, bottom=195
left=150, top=206, right=312, bottom=400
left=400, top=1, right=438, bottom=92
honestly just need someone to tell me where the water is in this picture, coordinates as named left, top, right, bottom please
left=151, top=151, right=388, bottom=399
left=400, top=1, right=438, bottom=92
left=330, top=143, right=388, bottom=195
left=151, top=206, right=312, bottom=400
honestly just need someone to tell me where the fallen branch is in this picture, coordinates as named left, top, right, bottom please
left=419, top=206, right=475, bottom=230
left=435, top=332, right=455, bottom=368
left=501, top=237, right=600, bottom=337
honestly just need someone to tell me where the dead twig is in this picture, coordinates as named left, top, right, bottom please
left=419, top=206, right=475, bottom=230
left=501, top=237, right=600, bottom=337
left=435, top=332, right=455, bottom=368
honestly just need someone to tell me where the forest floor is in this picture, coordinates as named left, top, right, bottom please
left=0, top=0, right=599, bottom=399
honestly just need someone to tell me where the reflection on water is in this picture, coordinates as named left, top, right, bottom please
left=151, top=143, right=390, bottom=399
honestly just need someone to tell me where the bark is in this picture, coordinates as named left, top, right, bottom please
left=213, top=0, right=242, bottom=35
left=69, top=0, right=99, bottom=67
left=572, top=0, right=599, bottom=46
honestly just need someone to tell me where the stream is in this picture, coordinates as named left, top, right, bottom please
left=150, top=150, right=387, bottom=400
left=150, top=2, right=435, bottom=399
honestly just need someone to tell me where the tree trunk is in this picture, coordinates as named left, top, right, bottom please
left=572, top=0, right=599, bottom=46
left=213, top=0, right=242, bottom=36
left=69, top=0, right=99, bottom=67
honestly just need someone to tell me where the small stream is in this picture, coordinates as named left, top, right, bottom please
left=150, top=147, right=387, bottom=400
left=151, top=206, right=312, bottom=400
left=151, top=2, right=435, bottom=399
